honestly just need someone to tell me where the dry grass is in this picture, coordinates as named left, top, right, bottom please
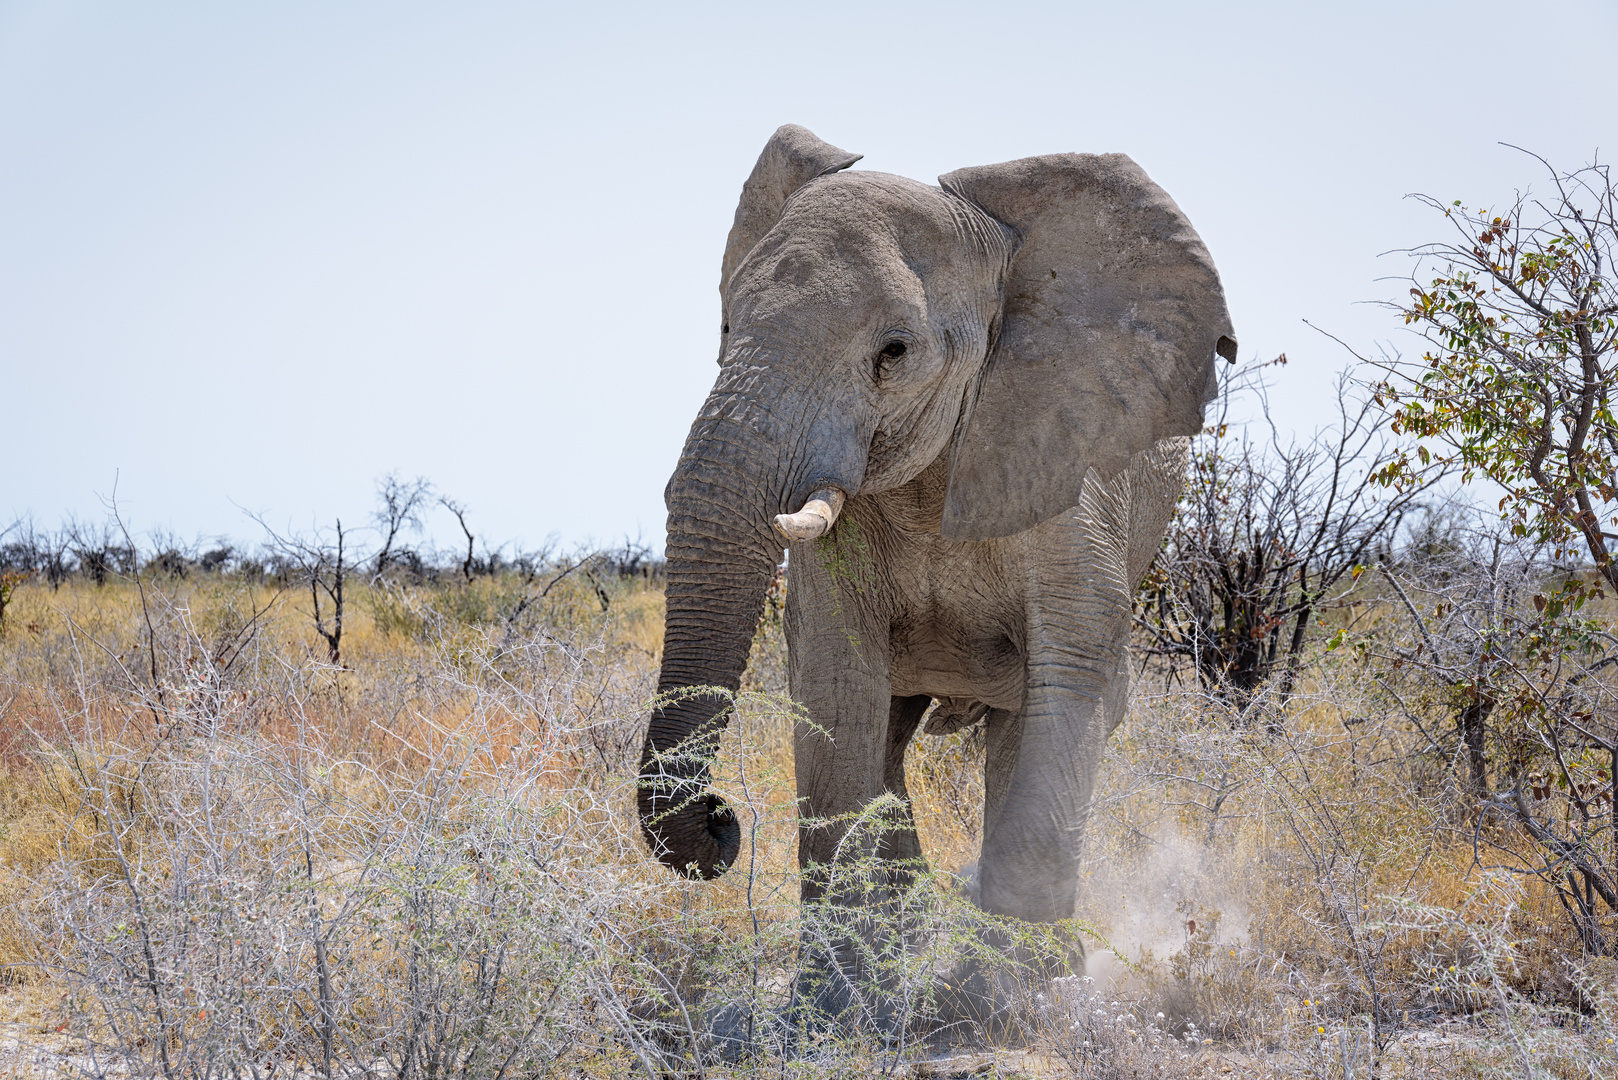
left=0, top=571, right=1614, bottom=1078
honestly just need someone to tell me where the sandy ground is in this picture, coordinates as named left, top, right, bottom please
left=0, top=981, right=1607, bottom=1079
left=0, top=989, right=1269, bottom=1080
left=0, top=984, right=86, bottom=1079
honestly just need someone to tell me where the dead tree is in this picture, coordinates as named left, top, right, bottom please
left=371, top=473, right=433, bottom=580
left=253, top=515, right=354, bottom=667
left=1136, top=357, right=1429, bottom=718
left=436, top=495, right=472, bottom=582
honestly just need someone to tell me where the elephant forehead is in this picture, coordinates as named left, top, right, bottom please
left=781, top=171, right=959, bottom=236
left=729, top=231, right=921, bottom=329
left=748, top=174, right=967, bottom=263
left=729, top=174, right=995, bottom=326
left=780, top=172, right=993, bottom=268
left=735, top=219, right=902, bottom=300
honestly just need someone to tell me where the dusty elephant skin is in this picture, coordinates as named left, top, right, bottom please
left=637, top=125, right=1235, bottom=933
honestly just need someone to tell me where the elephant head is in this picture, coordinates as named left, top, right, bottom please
left=637, top=124, right=1234, bottom=879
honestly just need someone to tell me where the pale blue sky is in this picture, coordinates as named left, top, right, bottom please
left=3, top=1, right=1613, bottom=552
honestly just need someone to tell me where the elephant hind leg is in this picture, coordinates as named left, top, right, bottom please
left=881, top=694, right=931, bottom=869
left=982, top=705, right=1025, bottom=842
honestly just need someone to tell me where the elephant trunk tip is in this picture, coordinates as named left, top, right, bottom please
left=773, top=487, right=846, bottom=542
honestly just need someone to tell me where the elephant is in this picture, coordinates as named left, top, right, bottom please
left=637, top=124, right=1235, bottom=935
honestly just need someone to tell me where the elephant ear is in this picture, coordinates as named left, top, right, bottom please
left=938, top=153, right=1236, bottom=541
left=720, top=125, right=861, bottom=294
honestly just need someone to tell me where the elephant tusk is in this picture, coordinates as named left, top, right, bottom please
left=772, top=487, right=846, bottom=542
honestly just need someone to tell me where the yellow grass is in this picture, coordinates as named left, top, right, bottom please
left=0, top=570, right=1613, bottom=1077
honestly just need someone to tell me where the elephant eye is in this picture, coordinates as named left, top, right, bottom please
left=874, top=339, right=908, bottom=381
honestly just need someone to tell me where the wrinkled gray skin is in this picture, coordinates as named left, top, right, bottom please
left=638, top=125, right=1235, bottom=928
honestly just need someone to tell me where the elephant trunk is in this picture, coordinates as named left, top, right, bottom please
left=638, top=430, right=786, bottom=879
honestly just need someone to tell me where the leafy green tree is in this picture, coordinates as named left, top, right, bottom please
left=1372, top=152, right=1618, bottom=953
left=1376, top=151, right=1618, bottom=591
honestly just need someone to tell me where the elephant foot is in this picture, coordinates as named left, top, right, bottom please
left=788, top=962, right=909, bottom=1041
left=930, top=930, right=1087, bottom=1048
left=703, top=998, right=786, bottom=1063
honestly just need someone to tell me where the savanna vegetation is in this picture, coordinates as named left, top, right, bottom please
left=1, top=155, right=1615, bottom=1079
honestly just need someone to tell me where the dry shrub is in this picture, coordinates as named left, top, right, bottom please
left=3, top=567, right=1618, bottom=1078
left=0, top=573, right=1086, bottom=1077
left=1078, top=656, right=1618, bottom=1077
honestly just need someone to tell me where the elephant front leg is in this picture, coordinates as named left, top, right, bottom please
left=784, top=532, right=910, bottom=896
left=789, top=666, right=929, bottom=893
left=978, top=673, right=1126, bottom=924
left=791, top=695, right=936, bottom=1033
left=934, top=672, right=1123, bottom=1033
left=976, top=460, right=1141, bottom=924
left=785, top=539, right=928, bottom=1028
